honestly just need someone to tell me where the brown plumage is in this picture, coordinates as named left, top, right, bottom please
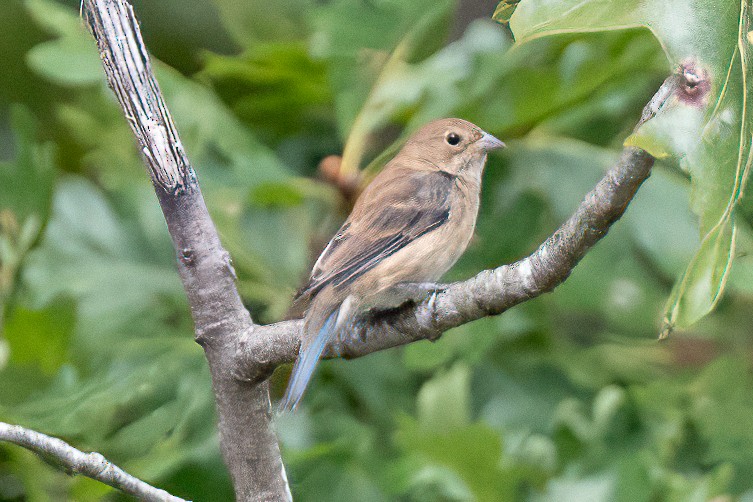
left=280, top=118, right=504, bottom=411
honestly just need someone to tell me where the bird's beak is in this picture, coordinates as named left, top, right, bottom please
left=479, top=131, right=506, bottom=152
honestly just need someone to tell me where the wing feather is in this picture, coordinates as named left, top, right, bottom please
left=295, top=166, right=454, bottom=304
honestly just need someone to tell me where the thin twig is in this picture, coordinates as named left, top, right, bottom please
left=0, top=422, right=186, bottom=502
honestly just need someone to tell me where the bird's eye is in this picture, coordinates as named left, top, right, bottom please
left=446, top=132, right=461, bottom=146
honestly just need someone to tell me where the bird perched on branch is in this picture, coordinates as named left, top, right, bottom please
left=280, top=118, right=505, bottom=411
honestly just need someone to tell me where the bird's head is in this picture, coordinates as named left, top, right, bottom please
left=400, top=118, right=505, bottom=177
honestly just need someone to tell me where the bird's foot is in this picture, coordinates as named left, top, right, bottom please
left=362, top=282, right=446, bottom=316
left=396, top=282, right=446, bottom=304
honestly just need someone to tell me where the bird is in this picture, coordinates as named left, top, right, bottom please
left=280, top=118, right=505, bottom=411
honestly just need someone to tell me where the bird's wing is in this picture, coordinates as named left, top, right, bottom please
left=295, top=167, right=454, bottom=302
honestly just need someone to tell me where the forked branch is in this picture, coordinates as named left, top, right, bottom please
left=83, top=0, right=290, bottom=500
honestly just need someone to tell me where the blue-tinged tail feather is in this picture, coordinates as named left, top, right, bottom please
left=279, top=311, right=337, bottom=412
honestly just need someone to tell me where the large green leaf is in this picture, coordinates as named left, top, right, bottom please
left=212, top=0, right=312, bottom=48
left=497, top=1, right=753, bottom=332
left=3, top=299, right=74, bottom=375
left=24, top=0, right=103, bottom=87
left=394, top=364, right=519, bottom=501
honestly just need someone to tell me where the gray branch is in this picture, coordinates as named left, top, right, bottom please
left=82, top=1, right=291, bottom=500
left=0, top=422, right=186, bottom=502
left=235, top=72, right=685, bottom=379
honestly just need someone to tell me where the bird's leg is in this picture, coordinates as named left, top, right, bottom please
left=362, top=282, right=446, bottom=315
left=399, top=282, right=446, bottom=311
left=427, top=286, right=441, bottom=313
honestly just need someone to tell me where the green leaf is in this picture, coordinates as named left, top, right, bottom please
left=625, top=103, right=705, bottom=160
left=395, top=416, right=515, bottom=502
left=212, top=0, right=312, bottom=47
left=535, top=474, right=615, bottom=502
left=23, top=0, right=86, bottom=37
left=661, top=220, right=736, bottom=337
left=26, top=36, right=103, bottom=87
left=4, top=299, right=75, bottom=374
left=24, top=0, right=103, bottom=87
left=416, top=363, right=471, bottom=431
left=504, top=0, right=739, bottom=67
left=502, top=0, right=753, bottom=331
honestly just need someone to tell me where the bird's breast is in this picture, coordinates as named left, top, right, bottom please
left=363, top=182, right=480, bottom=293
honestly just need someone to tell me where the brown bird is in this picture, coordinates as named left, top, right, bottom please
left=280, top=118, right=504, bottom=411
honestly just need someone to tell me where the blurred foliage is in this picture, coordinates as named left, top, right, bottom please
left=0, top=0, right=752, bottom=501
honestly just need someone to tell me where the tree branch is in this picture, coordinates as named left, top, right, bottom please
left=235, top=72, right=685, bottom=379
left=0, top=422, right=185, bottom=502
left=82, top=1, right=291, bottom=500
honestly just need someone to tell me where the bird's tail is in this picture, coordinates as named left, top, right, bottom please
left=279, top=310, right=337, bottom=412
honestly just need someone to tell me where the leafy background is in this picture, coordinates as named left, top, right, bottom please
left=1, top=0, right=753, bottom=500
